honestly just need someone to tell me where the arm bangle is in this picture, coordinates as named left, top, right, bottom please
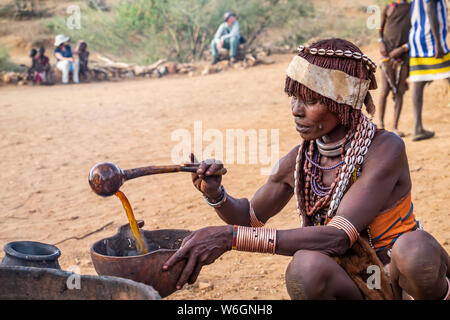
left=327, top=215, right=359, bottom=247
left=249, top=200, right=265, bottom=227
left=234, top=226, right=277, bottom=254
left=203, top=185, right=227, bottom=208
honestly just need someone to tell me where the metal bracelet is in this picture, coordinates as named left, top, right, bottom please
left=203, top=185, right=227, bottom=208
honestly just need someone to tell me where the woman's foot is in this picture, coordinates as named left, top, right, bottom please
left=412, top=130, right=434, bottom=141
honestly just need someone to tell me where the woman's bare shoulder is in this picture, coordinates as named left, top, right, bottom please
left=269, top=144, right=301, bottom=186
left=362, top=129, right=408, bottom=182
left=369, top=129, right=406, bottom=160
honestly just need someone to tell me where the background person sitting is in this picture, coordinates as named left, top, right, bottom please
left=27, top=48, right=38, bottom=82
left=211, top=11, right=240, bottom=65
left=34, top=46, right=52, bottom=84
left=75, top=40, right=90, bottom=81
left=53, top=34, right=79, bottom=84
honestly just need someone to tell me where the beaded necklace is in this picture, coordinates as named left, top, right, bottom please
left=294, top=114, right=376, bottom=227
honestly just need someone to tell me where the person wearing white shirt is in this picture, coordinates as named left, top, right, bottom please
left=211, top=11, right=240, bottom=65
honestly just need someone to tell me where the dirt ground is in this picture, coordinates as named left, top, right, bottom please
left=0, top=43, right=449, bottom=300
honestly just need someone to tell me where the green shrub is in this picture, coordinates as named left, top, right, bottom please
left=0, top=2, right=15, bottom=18
left=45, top=0, right=315, bottom=64
left=376, top=0, right=394, bottom=6
left=0, top=43, right=22, bottom=72
left=46, top=4, right=142, bottom=61
left=282, top=4, right=376, bottom=49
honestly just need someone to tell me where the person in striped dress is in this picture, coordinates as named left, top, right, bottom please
left=409, top=0, right=450, bottom=141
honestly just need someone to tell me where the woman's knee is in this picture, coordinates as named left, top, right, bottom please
left=392, top=230, right=439, bottom=263
left=391, top=230, right=447, bottom=298
left=285, top=250, right=329, bottom=299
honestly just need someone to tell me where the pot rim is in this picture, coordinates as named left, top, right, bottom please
left=4, top=241, right=61, bottom=262
left=89, top=242, right=176, bottom=260
left=90, top=228, right=190, bottom=259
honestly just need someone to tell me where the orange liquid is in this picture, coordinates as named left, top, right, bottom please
left=115, top=190, right=148, bottom=255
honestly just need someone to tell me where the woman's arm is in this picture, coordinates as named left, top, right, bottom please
left=195, top=146, right=298, bottom=226
left=165, top=132, right=409, bottom=290
left=276, top=131, right=409, bottom=256
left=211, top=131, right=407, bottom=256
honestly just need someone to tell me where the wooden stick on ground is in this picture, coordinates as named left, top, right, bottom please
left=53, top=221, right=114, bottom=246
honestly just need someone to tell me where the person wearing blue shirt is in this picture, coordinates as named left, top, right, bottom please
left=53, top=34, right=80, bottom=84
left=211, top=11, right=240, bottom=65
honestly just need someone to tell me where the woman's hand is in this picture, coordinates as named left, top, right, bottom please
left=379, top=41, right=388, bottom=58
left=189, top=153, right=225, bottom=200
left=162, top=225, right=233, bottom=289
left=389, top=46, right=406, bottom=60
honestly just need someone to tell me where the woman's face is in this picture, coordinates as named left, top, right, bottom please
left=291, top=95, right=340, bottom=140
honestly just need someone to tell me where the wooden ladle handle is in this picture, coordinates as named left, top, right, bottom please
left=88, top=162, right=227, bottom=197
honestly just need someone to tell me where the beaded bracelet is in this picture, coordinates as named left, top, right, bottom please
left=232, top=225, right=238, bottom=250
left=233, top=226, right=277, bottom=254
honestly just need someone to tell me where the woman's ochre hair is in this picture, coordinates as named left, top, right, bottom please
left=285, top=38, right=377, bottom=130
